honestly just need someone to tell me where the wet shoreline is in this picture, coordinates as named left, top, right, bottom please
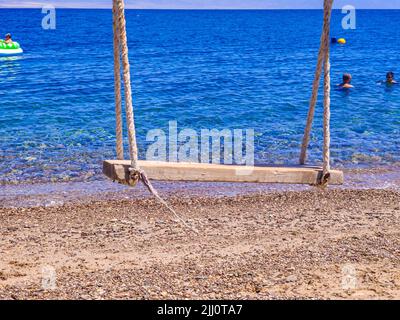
left=1, top=165, right=399, bottom=208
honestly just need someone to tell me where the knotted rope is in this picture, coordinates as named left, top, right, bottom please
left=112, top=0, right=198, bottom=233
left=299, top=0, right=334, bottom=186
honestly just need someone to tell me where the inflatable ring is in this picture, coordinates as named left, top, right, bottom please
left=0, top=40, right=23, bottom=55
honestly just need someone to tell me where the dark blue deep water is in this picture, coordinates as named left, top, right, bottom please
left=0, top=9, right=399, bottom=184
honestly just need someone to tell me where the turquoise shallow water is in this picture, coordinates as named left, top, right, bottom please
left=0, top=9, right=399, bottom=184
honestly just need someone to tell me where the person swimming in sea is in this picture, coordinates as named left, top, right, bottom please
left=337, top=73, right=354, bottom=89
left=385, top=72, right=397, bottom=85
left=4, top=33, right=13, bottom=44
left=377, top=72, right=397, bottom=86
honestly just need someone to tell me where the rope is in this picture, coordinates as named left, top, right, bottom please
left=299, top=0, right=333, bottom=186
left=112, top=0, right=124, bottom=160
left=299, top=0, right=333, bottom=166
left=299, top=26, right=327, bottom=165
left=115, top=0, right=139, bottom=173
left=112, top=0, right=198, bottom=233
left=137, top=168, right=199, bottom=234
left=321, top=0, right=333, bottom=186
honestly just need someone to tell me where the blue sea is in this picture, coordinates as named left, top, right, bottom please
left=0, top=9, right=399, bottom=184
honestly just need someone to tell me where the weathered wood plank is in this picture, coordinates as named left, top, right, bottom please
left=103, top=160, right=344, bottom=185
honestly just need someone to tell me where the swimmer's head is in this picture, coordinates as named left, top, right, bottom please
left=387, top=72, right=394, bottom=82
left=5, top=33, right=11, bottom=40
left=343, top=73, right=352, bottom=84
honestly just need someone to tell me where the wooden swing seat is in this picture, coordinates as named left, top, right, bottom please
left=103, top=160, right=344, bottom=185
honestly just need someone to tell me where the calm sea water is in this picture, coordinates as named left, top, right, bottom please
left=0, top=9, right=399, bottom=184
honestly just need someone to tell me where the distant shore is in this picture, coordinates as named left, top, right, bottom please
left=0, top=188, right=399, bottom=299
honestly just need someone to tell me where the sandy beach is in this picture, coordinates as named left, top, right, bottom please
left=0, top=184, right=399, bottom=300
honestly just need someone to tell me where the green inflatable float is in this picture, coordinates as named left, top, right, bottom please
left=0, top=40, right=23, bottom=55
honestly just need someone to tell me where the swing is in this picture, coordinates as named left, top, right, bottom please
left=103, top=0, right=343, bottom=187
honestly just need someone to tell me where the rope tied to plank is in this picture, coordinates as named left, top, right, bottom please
left=300, top=0, right=334, bottom=187
left=112, top=0, right=198, bottom=233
